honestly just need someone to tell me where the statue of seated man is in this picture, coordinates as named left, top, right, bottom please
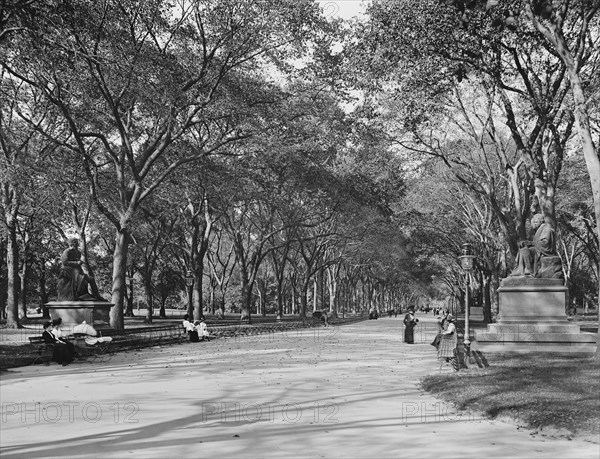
left=57, top=238, right=102, bottom=301
left=510, top=214, right=563, bottom=278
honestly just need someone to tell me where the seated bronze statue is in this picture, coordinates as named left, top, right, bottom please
left=56, top=238, right=102, bottom=301
left=509, top=214, right=563, bottom=279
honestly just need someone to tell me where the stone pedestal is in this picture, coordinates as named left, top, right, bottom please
left=475, top=278, right=596, bottom=355
left=470, top=306, right=484, bottom=321
left=45, top=301, right=114, bottom=332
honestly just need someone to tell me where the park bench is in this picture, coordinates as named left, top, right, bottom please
left=95, top=324, right=188, bottom=351
left=206, top=321, right=309, bottom=339
left=27, top=336, right=55, bottom=365
left=28, top=334, right=114, bottom=364
left=27, top=325, right=187, bottom=365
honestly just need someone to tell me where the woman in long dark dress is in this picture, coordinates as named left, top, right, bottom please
left=42, top=321, right=74, bottom=366
left=403, top=308, right=418, bottom=344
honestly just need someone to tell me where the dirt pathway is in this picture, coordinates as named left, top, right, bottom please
left=1, top=318, right=597, bottom=458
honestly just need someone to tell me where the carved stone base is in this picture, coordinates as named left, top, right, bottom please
left=469, top=306, right=484, bottom=321
left=474, top=280, right=596, bottom=355
left=45, top=301, right=114, bottom=332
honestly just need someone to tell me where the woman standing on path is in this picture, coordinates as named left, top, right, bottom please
left=438, top=316, right=458, bottom=371
left=403, top=307, right=418, bottom=343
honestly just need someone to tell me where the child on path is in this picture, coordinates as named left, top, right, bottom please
left=438, top=315, right=458, bottom=371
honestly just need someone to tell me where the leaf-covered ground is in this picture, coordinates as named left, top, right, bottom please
left=2, top=317, right=598, bottom=458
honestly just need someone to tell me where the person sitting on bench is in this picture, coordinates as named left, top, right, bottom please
left=182, top=314, right=199, bottom=342
left=195, top=318, right=210, bottom=341
left=42, top=321, right=74, bottom=366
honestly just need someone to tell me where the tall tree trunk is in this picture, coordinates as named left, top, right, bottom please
left=528, top=1, right=600, bottom=361
left=5, top=227, right=20, bottom=328
left=327, top=268, right=338, bottom=319
left=39, top=266, right=50, bottom=318
left=300, top=279, right=310, bottom=319
left=125, top=277, right=134, bottom=317
left=186, top=283, right=193, bottom=319
left=145, top=278, right=153, bottom=324
left=209, top=280, right=216, bottom=315
left=319, top=268, right=325, bottom=312
left=159, top=297, right=166, bottom=318
left=561, top=72, right=600, bottom=360
left=110, top=229, right=129, bottom=329
left=568, top=75, right=600, bottom=361
left=193, top=261, right=204, bottom=320
left=483, top=274, right=492, bottom=324
left=240, top=279, right=252, bottom=322
left=312, top=277, right=318, bottom=312
left=260, top=280, right=267, bottom=317
left=276, top=282, right=284, bottom=320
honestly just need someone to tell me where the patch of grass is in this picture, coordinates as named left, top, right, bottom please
left=421, top=353, right=600, bottom=441
left=0, top=344, right=40, bottom=369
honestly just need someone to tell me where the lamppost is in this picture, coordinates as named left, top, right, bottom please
left=458, top=243, right=475, bottom=368
left=185, top=269, right=194, bottom=319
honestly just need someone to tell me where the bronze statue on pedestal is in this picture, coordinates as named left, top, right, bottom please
left=56, top=238, right=103, bottom=301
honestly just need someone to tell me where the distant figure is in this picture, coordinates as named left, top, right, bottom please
left=56, top=238, right=101, bottom=301
left=403, top=307, right=418, bottom=344
left=312, top=310, right=330, bottom=327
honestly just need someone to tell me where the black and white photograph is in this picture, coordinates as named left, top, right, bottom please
left=1, top=0, right=599, bottom=457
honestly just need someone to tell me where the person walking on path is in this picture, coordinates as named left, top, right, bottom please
left=438, top=315, right=458, bottom=371
left=403, top=307, right=418, bottom=343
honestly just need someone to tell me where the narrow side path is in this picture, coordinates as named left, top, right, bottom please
left=1, top=318, right=597, bottom=458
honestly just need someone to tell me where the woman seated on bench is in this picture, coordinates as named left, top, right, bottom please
left=194, top=318, right=210, bottom=341
left=183, top=314, right=200, bottom=342
left=42, top=321, right=75, bottom=366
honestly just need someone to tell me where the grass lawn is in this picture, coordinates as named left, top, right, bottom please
left=421, top=353, right=600, bottom=442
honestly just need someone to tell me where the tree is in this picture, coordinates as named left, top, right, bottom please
left=223, top=177, right=293, bottom=321
left=206, top=225, right=236, bottom=317
left=441, top=0, right=600, bottom=360
left=0, top=74, right=62, bottom=327
left=1, top=0, right=330, bottom=328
